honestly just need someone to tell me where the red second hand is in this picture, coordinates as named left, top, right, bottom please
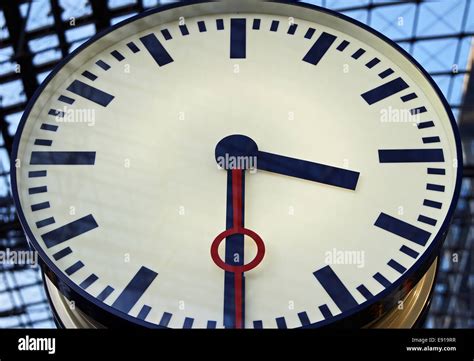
left=210, top=166, right=265, bottom=330
left=231, top=169, right=243, bottom=329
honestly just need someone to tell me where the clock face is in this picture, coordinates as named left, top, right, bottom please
left=12, top=1, right=461, bottom=328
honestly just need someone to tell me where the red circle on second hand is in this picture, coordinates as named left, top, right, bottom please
left=210, top=227, right=265, bottom=273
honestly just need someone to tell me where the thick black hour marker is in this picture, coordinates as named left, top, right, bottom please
left=111, top=266, right=158, bottom=314
left=140, top=33, right=174, bottom=67
left=378, top=149, right=444, bottom=163
left=67, top=80, right=114, bottom=107
left=230, top=18, right=246, bottom=59
left=374, top=212, right=431, bottom=246
left=313, top=265, right=358, bottom=312
left=361, top=77, right=409, bottom=105
left=30, top=151, right=96, bottom=165
left=41, top=214, right=98, bottom=248
left=303, top=32, right=337, bottom=66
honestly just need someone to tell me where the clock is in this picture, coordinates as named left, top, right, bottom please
left=42, top=255, right=439, bottom=328
left=11, top=0, right=462, bottom=328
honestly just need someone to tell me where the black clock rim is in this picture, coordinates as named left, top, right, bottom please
left=10, top=0, right=463, bottom=328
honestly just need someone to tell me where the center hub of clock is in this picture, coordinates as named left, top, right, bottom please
left=215, top=134, right=258, bottom=170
